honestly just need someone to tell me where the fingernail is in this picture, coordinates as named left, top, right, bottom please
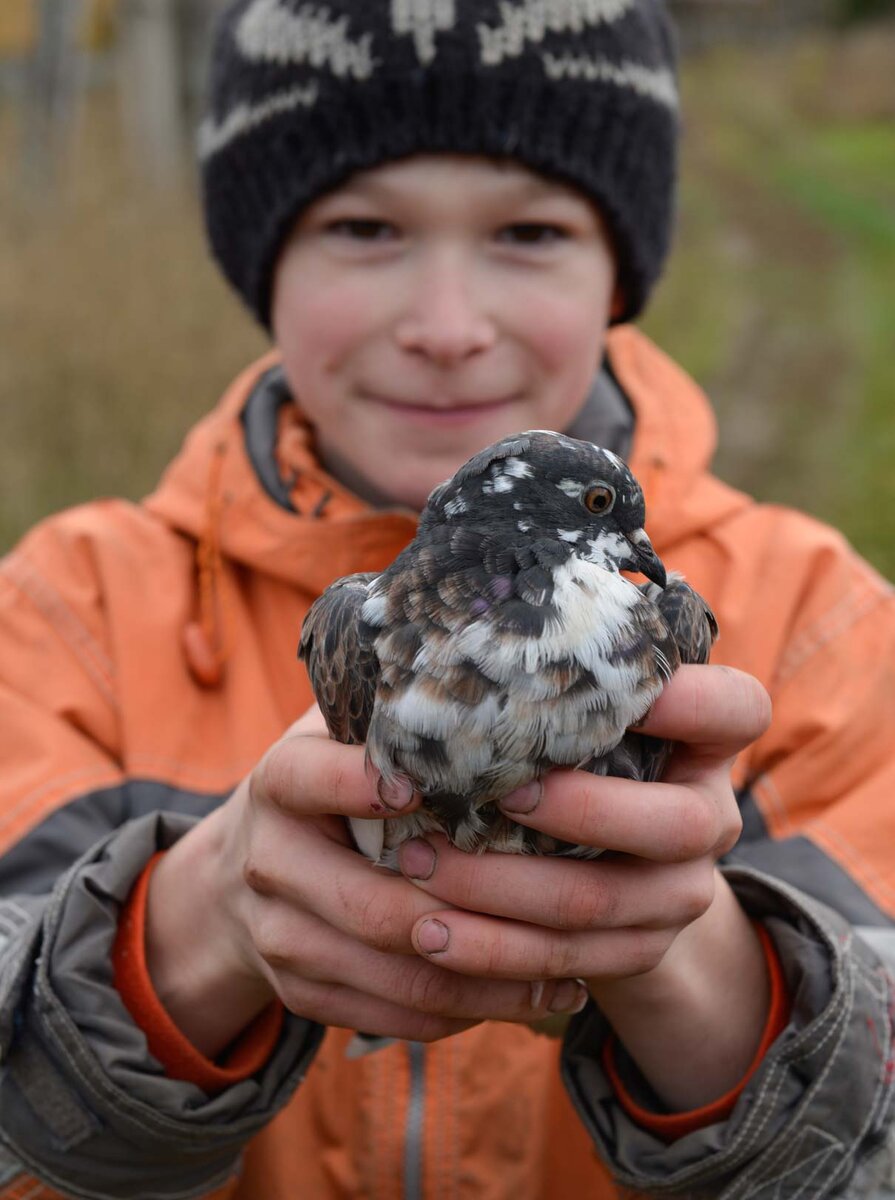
left=500, top=780, right=542, bottom=815
left=417, top=919, right=450, bottom=954
left=530, top=980, right=546, bottom=1010
left=548, top=980, right=589, bottom=1015
left=377, top=774, right=415, bottom=811
left=400, top=838, right=436, bottom=881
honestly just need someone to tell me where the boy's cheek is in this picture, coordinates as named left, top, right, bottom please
left=277, top=288, right=383, bottom=358
left=502, top=288, right=609, bottom=377
left=539, top=300, right=609, bottom=363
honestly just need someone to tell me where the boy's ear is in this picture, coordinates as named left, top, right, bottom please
left=610, top=284, right=627, bottom=323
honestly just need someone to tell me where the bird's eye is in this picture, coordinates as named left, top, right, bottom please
left=583, top=484, right=616, bottom=515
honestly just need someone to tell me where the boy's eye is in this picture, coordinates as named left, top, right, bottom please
left=325, top=219, right=397, bottom=241
left=498, top=223, right=568, bottom=246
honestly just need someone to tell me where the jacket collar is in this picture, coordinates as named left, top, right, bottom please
left=144, top=328, right=750, bottom=596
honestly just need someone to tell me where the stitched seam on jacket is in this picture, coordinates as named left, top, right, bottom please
left=6, top=1038, right=99, bottom=1150
left=34, top=975, right=264, bottom=1148
left=749, top=774, right=794, bottom=838
left=691, top=968, right=852, bottom=1191
left=731, top=945, right=895, bottom=1197
left=638, top=914, right=854, bottom=1191
left=807, top=822, right=895, bottom=913
left=1, top=555, right=117, bottom=708
left=446, top=1036, right=459, bottom=1200
left=735, top=1127, right=842, bottom=1200
left=0, top=1145, right=237, bottom=1200
left=734, top=969, right=887, bottom=1195
left=0, top=768, right=123, bottom=853
left=125, top=754, right=259, bottom=786
left=0, top=903, right=30, bottom=943
left=36, top=973, right=236, bottom=1143
left=33, top=879, right=240, bottom=1144
left=31, top=863, right=322, bottom=1150
left=773, top=578, right=892, bottom=688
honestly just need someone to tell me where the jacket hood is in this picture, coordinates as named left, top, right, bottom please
left=143, top=355, right=419, bottom=598
left=143, top=328, right=751, bottom=596
left=608, top=327, right=751, bottom=551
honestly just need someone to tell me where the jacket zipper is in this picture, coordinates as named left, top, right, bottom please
left=403, top=1042, right=426, bottom=1199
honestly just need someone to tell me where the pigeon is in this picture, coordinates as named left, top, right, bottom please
left=299, top=431, right=718, bottom=868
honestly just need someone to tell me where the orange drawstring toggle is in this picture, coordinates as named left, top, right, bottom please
left=182, top=621, right=224, bottom=688
left=183, top=440, right=230, bottom=688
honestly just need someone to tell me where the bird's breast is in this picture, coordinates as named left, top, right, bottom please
left=367, top=558, right=666, bottom=801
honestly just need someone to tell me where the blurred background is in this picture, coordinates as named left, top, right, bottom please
left=1, top=0, right=894, bottom=573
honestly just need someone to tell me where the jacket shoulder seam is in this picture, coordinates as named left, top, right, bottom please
left=1, top=550, right=117, bottom=708
left=774, top=571, right=893, bottom=688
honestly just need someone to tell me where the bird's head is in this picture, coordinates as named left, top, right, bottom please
left=422, top=431, right=667, bottom=588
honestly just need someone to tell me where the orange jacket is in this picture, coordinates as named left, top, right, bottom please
left=1, top=328, right=894, bottom=1199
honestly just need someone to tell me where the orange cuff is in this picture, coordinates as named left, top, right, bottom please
left=602, top=923, right=789, bottom=1141
left=113, top=851, right=284, bottom=1094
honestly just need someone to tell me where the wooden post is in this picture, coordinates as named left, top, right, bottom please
left=23, top=0, right=91, bottom=185
left=115, top=0, right=229, bottom=186
left=117, top=0, right=184, bottom=185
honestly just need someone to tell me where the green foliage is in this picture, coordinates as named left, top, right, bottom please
left=643, top=33, right=895, bottom=578
left=837, top=0, right=895, bottom=24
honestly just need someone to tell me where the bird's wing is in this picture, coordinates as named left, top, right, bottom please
left=588, top=574, right=719, bottom=787
left=650, top=572, right=719, bottom=668
left=297, top=572, right=380, bottom=746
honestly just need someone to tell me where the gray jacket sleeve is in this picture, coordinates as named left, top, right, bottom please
left=561, top=866, right=895, bottom=1199
left=0, top=811, right=324, bottom=1200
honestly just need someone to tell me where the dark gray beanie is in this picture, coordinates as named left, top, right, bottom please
left=199, top=0, right=679, bottom=328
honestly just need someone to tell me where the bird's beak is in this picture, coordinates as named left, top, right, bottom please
left=625, top=528, right=666, bottom=589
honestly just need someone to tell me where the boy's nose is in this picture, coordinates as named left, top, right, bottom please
left=394, top=252, right=497, bottom=365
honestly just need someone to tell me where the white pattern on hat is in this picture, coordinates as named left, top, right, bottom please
left=198, top=83, right=320, bottom=160
left=391, top=0, right=457, bottom=64
left=200, top=0, right=674, bottom=163
left=236, top=0, right=376, bottom=77
left=478, top=0, right=638, bottom=66
left=544, top=53, right=677, bottom=107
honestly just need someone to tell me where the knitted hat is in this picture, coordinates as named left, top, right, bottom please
left=200, top=0, right=679, bottom=328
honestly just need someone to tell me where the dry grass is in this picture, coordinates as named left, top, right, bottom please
left=2, top=24, right=894, bottom=576
left=0, top=91, right=267, bottom=546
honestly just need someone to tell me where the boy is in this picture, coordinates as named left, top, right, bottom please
left=1, top=2, right=894, bottom=1197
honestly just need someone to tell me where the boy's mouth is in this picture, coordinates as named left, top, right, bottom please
left=365, top=392, right=519, bottom=427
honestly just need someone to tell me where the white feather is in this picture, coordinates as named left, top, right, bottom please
left=483, top=472, right=516, bottom=495
left=386, top=685, right=502, bottom=739
left=655, top=645, right=674, bottom=682
left=583, top=531, right=629, bottom=570
left=556, top=478, right=582, bottom=498
left=444, top=494, right=468, bottom=517
left=503, top=457, right=534, bottom=479
left=361, top=592, right=388, bottom=626
left=349, top=816, right=385, bottom=862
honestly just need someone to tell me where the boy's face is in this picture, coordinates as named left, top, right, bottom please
left=271, top=155, right=617, bottom=511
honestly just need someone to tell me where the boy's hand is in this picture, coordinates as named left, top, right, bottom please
left=145, top=707, right=583, bottom=1058
left=394, top=664, right=765, bottom=978
left=394, top=664, right=774, bottom=1109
